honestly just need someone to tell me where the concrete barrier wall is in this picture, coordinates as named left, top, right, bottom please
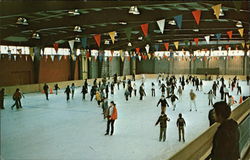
left=168, top=98, right=250, bottom=160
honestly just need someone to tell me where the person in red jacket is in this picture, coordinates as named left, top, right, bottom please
left=105, top=101, right=118, bottom=136
left=11, top=88, right=23, bottom=110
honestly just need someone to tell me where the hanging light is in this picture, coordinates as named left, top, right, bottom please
left=128, top=6, right=140, bottom=15
left=74, top=26, right=82, bottom=32
left=68, top=9, right=80, bottom=16
left=32, top=33, right=40, bottom=39
left=128, top=42, right=132, bottom=46
left=104, top=40, right=110, bottom=45
left=16, top=17, right=28, bottom=25
left=236, top=21, right=243, bottom=28
left=75, top=37, right=80, bottom=42
left=133, top=6, right=140, bottom=15
left=168, top=20, right=176, bottom=25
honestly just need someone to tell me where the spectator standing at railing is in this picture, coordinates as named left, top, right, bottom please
left=206, top=101, right=240, bottom=160
left=0, top=88, right=5, bottom=109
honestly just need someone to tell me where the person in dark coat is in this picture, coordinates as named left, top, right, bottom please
left=181, top=80, right=185, bottom=90
left=155, top=111, right=170, bottom=142
left=84, top=79, right=88, bottom=92
left=176, top=113, right=186, bottom=142
left=208, top=108, right=216, bottom=126
left=81, top=85, right=87, bottom=100
left=64, top=85, right=71, bottom=101
left=236, top=83, right=242, bottom=95
left=11, top=88, right=24, bottom=110
left=160, top=83, right=166, bottom=95
left=151, top=82, right=155, bottom=97
left=0, top=88, right=5, bottom=109
left=90, top=86, right=96, bottom=101
left=139, top=84, right=146, bottom=100
left=157, top=95, right=169, bottom=113
left=207, top=101, right=240, bottom=160
left=195, top=78, right=200, bottom=91
left=219, top=85, right=224, bottom=100
left=247, top=75, right=250, bottom=85
left=166, top=94, right=179, bottom=111
left=43, top=83, right=49, bottom=100
left=110, top=82, right=114, bottom=95
left=212, top=82, right=218, bottom=97
left=105, top=84, right=109, bottom=98
left=128, top=84, right=133, bottom=97
left=54, top=84, right=60, bottom=95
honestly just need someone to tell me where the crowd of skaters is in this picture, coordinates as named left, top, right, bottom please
left=1, top=73, right=249, bottom=159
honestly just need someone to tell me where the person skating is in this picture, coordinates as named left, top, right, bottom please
left=224, top=85, right=229, bottom=102
left=236, top=83, right=242, bottom=95
left=228, top=95, right=237, bottom=107
left=71, top=83, right=75, bottom=99
left=206, top=101, right=240, bottom=160
left=11, top=88, right=23, bottom=110
left=189, top=89, right=197, bottom=111
left=155, top=111, right=170, bottom=142
left=133, top=83, right=137, bottom=96
left=128, top=84, right=133, bottom=97
left=54, top=84, right=60, bottom=95
left=111, top=82, right=114, bottom=95
left=95, top=89, right=102, bottom=106
left=212, top=81, right=218, bottom=97
left=117, top=77, right=120, bottom=90
left=132, top=73, right=136, bottom=81
left=102, top=97, right=109, bottom=119
left=105, top=84, right=109, bottom=98
left=124, top=88, right=130, bottom=101
left=84, top=79, right=88, bottom=93
left=123, top=76, right=126, bottom=89
left=43, top=83, right=49, bottom=100
left=176, top=113, right=186, bottom=142
left=195, top=78, right=200, bottom=91
left=177, top=86, right=182, bottom=100
left=247, top=75, right=250, bottom=85
left=139, top=84, right=146, bottom=100
left=157, top=95, right=169, bottom=113
left=219, top=84, right=224, bottom=100
left=200, top=80, right=203, bottom=91
left=151, top=82, right=155, bottom=97
left=81, top=85, right=87, bottom=100
left=160, top=83, right=166, bottom=96
left=64, top=85, right=71, bottom=101
left=181, top=79, right=185, bottom=90
left=0, top=88, right=5, bottom=109
left=207, top=89, right=215, bottom=106
left=90, top=86, right=96, bottom=101
left=166, top=93, right=179, bottom=111
left=105, top=101, right=118, bottom=136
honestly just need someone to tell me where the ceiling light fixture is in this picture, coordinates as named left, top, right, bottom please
left=32, top=33, right=40, bottom=39
left=128, top=6, right=140, bottom=15
left=16, top=17, right=28, bottom=25
left=68, top=9, right=80, bottom=16
left=236, top=21, right=243, bottom=28
left=104, top=40, right=110, bottom=45
left=193, top=29, right=199, bottom=32
left=119, top=22, right=127, bottom=25
left=157, top=40, right=163, bottom=42
left=74, top=26, right=82, bottom=32
left=75, top=37, right=81, bottom=42
left=128, top=42, right=132, bottom=46
left=168, top=20, right=176, bottom=25
left=138, top=36, right=143, bottom=40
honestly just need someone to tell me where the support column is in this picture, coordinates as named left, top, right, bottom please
left=81, top=52, right=88, bottom=80
left=33, top=47, right=41, bottom=83
left=243, top=40, right=248, bottom=75
left=130, top=56, right=136, bottom=75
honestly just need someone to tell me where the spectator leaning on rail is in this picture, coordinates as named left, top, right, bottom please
left=206, top=101, right=240, bottom=160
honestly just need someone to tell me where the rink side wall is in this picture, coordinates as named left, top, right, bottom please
left=168, top=98, right=250, bottom=160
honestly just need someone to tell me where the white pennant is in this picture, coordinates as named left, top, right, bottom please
left=68, top=40, right=75, bottom=52
left=58, top=55, right=62, bottom=61
left=13, top=55, right=17, bottom=61
left=25, top=56, right=28, bottom=61
left=138, top=56, right=142, bottom=61
left=145, top=44, right=150, bottom=54
left=156, top=19, right=165, bottom=34
left=218, top=46, right=222, bottom=51
left=51, top=55, right=55, bottom=62
left=204, top=35, right=210, bottom=44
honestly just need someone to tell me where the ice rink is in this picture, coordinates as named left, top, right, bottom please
left=1, top=77, right=250, bottom=160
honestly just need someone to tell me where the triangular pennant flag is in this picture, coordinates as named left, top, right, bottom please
left=138, top=56, right=142, bottom=61
left=174, top=41, right=179, bottom=50
left=93, top=34, right=101, bottom=47
left=218, top=46, right=222, bottom=51
left=154, top=44, right=160, bottom=51
left=64, top=55, right=67, bottom=60
left=53, top=43, right=59, bottom=53
left=31, top=55, right=34, bottom=61
left=81, top=37, right=87, bottom=48
left=204, top=35, right=210, bottom=44
left=233, top=1, right=242, bottom=11
left=241, top=42, right=245, bottom=48
left=109, top=31, right=116, bottom=44
left=147, top=53, right=151, bottom=60
left=184, top=40, right=189, bottom=46
left=68, top=40, right=75, bottom=51
left=194, top=38, right=199, bottom=46
left=247, top=44, right=250, bottom=49
left=121, top=56, right=124, bottom=62
left=212, top=4, right=222, bottom=19
left=136, top=48, right=140, bottom=53
left=192, top=10, right=201, bottom=25
left=227, top=31, right=233, bottom=39
left=174, top=15, right=183, bottom=29
left=109, top=56, right=113, bottom=62
left=225, top=45, right=230, bottom=50
left=13, top=55, right=16, bottom=61
left=238, top=28, right=244, bottom=37
left=164, top=43, right=169, bottom=51
left=51, top=55, right=55, bottom=62
left=141, top=24, right=149, bottom=37
left=58, top=55, right=62, bottom=61
left=156, top=19, right=165, bottom=34
left=125, top=28, right=132, bottom=41
left=88, top=57, right=92, bottom=61
left=145, top=44, right=150, bottom=54
left=25, top=55, right=28, bottom=61
left=216, top=33, right=221, bottom=40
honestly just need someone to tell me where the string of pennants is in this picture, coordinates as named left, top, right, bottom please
left=61, top=3, right=247, bottom=54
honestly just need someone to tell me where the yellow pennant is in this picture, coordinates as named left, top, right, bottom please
left=238, top=28, right=244, bottom=37
left=247, top=44, right=250, bottom=49
left=174, top=41, right=179, bottom=50
left=241, top=42, right=245, bottom=48
left=121, top=56, right=124, bottom=62
left=147, top=53, right=151, bottom=59
left=109, top=31, right=116, bottom=44
left=88, top=57, right=92, bottom=61
left=212, top=4, right=221, bottom=20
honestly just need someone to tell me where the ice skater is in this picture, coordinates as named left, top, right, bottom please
left=160, top=83, right=166, bottom=96
left=111, top=82, right=114, bottom=95
left=167, top=93, right=179, bottom=111
left=177, top=86, right=182, bottom=100
left=237, top=83, right=242, bottom=95
left=139, top=84, right=146, bottom=100
left=0, top=88, right=5, bottom=109
left=133, top=83, right=137, bottom=96
left=54, top=84, right=60, bottom=95
left=212, top=81, right=218, bottom=97
left=71, top=83, right=75, bottom=99
left=64, top=85, right=71, bottom=101
left=189, top=89, right=197, bottom=111
left=102, top=97, right=108, bottom=119
left=151, top=82, right=155, bottom=97
left=176, top=113, right=186, bottom=142
left=247, top=75, right=250, bottom=85
left=228, top=95, right=237, bottom=107
left=11, top=88, right=24, bottom=110
left=105, top=101, right=118, bottom=136
left=207, top=89, right=215, bottom=106
left=105, top=83, right=109, bottom=98
left=157, top=95, right=169, bottom=113
left=124, top=87, right=130, bottom=101
left=95, top=89, right=102, bottom=106
left=155, top=111, right=170, bottom=142
left=90, top=86, right=96, bottom=101
left=81, top=85, right=87, bottom=100
left=43, top=83, right=49, bottom=100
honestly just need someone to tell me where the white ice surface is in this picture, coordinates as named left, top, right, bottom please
left=1, top=78, right=250, bottom=160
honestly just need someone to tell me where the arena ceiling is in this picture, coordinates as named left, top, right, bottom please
left=0, top=1, right=249, bottom=52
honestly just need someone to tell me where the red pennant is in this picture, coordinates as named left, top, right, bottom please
left=141, top=24, right=148, bottom=37
left=93, top=34, right=101, bottom=47
left=227, top=31, right=233, bottom=39
left=86, top=51, right=90, bottom=59
left=53, top=43, right=59, bottom=53
left=127, top=56, right=131, bottom=61
left=225, top=45, right=230, bottom=50
left=192, top=10, right=201, bottom=25
left=136, top=48, right=140, bottom=53
left=109, top=56, right=113, bottom=62
left=164, top=43, right=169, bottom=51
left=194, top=38, right=199, bottom=46
left=111, top=50, right=114, bottom=56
